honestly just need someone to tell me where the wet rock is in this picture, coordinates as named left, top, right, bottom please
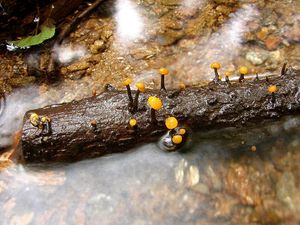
left=67, top=61, right=90, bottom=72
left=264, top=35, right=282, bottom=50
left=130, top=47, right=157, bottom=60
left=245, top=50, right=269, bottom=65
left=67, top=70, right=86, bottom=80
left=206, top=165, right=222, bottom=191
left=10, top=76, right=36, bottom=87
left=160, top=0, right=182, bottom=6
left=187, top=165, right=200, bottom=186
left=284, top=22, right=300, bottom=42
left=213, top=0, right=237, bottom=5
left=160, top=17, right=183, bottom=30
left=191, top=183, right=210, bottom=195
left=225, top=164, right=262, bottom=206
left=256, top=27, right=269, bottom=41
left=90, top=40, right=106, bottom=54
left=157, top=30, right=185, bottom=46
left=276, top=171, right=300, bottom=213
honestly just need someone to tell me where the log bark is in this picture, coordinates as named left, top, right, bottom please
left=21, top=68, right=300, bottom=163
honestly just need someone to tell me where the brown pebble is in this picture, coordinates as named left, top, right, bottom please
left=264, top=36, right=281, bottom=50
left=90, top=119, right=97, bottom=127
left=251, top=146, right=257, bottom=152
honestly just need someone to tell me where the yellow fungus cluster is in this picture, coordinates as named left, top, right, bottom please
left=123, top=78, right=132, bottom=86
left=30, top=113, right=40, bottom=126
left=148, top=96, right=162, bottom=110
left=179, top=128, right=186, bottom=135
left=129, top=118, right=137, bottom=127
left=210, top=62, right=221, bottom=70
left=136, top=82, right=145, bottom=92
left=268, top=85, right=278, bottom=93
left=179, top=83, right=186, bottom=90
left=159, top=68, right=169, bottom=75
left=172, top=135, right=183, bottom=144
left=239, top=66, right=248, bottom=75
left=41, top=116, right=51, bottom=123
left=224, top=71, right=232, bottom=77
left=165, top=117, right=178, bottom=130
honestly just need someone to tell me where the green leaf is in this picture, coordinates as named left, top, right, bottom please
left=10, top=21, right=56, bottom=48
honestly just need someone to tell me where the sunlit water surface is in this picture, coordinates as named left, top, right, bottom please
left=1, top=0, right=300, bottom=224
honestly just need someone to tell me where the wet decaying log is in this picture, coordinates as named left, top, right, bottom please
left=21, top=68, right=300, bottom=163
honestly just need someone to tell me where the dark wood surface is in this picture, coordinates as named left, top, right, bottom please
left=21, top=68, right=300, bottom=163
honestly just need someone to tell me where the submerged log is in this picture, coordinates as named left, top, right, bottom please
left=21, top=68, right=300, bottom=163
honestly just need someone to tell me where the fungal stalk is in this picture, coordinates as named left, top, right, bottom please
left=123, top=78, right=133, bottom=108
left=148, top=96, right=162, bottom=123
left=239, top=66, right=248, bottom=82
left=224, top=71, right=231, bottom=84
left=281, top=63, right=287, bottom=76
left=210, top=62, right=221, bottom=83
left=159, top=68, right=169, bottom=91
left=129, top=118, right=137, bottom=131
left=133, top=82, right=145, bottom=111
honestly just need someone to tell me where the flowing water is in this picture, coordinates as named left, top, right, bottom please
left=0, top=0, right=300, bottom=224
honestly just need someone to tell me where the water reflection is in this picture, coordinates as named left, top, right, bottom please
left=1, top=115, right=300, bottom=224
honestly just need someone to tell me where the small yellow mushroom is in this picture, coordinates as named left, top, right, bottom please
left=172, top=135, right=183, bottom=145
left=210, top=62, right=221, bottom=82
left=30, top=113, right=40, bottom=127
left=135, top=82, right=145, bottom=93
left=239, top=66, right=248, bottom=82
left=129, top=118, right=137, bottom=127
left=133, top=82, right=146, bottom=111
left=224, top=71, right=232, bottom=83
left=123, top=78, right=133, bottom=108
left=239, top=66, right=248, bottom=75
left=179, top=83, right=186, bottom=90
left=148, top=96, right=163, bottom=123
left=159, top=68, right=169, bottom=91
left=148, top=96, right=162, bottom=111
left=123, top=78, right=132, bottom=86
left=268, top=85, right=278, bottom=93
left=159, top=68, right=169, bottom=75
left=165, top=117, right=178, bottom=130
left=41, top=116, right=51, bottom=123
left=178, top=128, right=186, bottom=135
left=210, top=62, right=221, bottom=70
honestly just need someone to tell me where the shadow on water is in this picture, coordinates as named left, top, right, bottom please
left=1, top=115, right=300, bottom=225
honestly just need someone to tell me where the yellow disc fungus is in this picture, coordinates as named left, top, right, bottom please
left=224, top=71, right=232, bottom=77
left=239, top=66, right=248, bottom=75
left=165, top=117, right=178, bottom=130
left=210, top=62, right=221, bottom=69
left=41, top=116, right=51, bottom=123
left=179, top=128, right=186, bottom=135
left=30, top=113, right=40, bottom=126
left=136, top=82, right=145, bottom=92
left=129, top=118, right=137, bottom=127
left=123, top=78, right=132, bottom=86
left=159, top=68, right=169, bottom=75
left=148, top=96, right=162, bottom=110
left=268, top=85, right=278, bottom=93
left=172, top=135, right=183, bottom=144
left=179, top=83, right=186, bottom=90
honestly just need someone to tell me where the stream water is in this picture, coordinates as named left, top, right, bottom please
left=1, top=115, right=300, bottom=225
left=1, top=0, right=300, bottom=224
